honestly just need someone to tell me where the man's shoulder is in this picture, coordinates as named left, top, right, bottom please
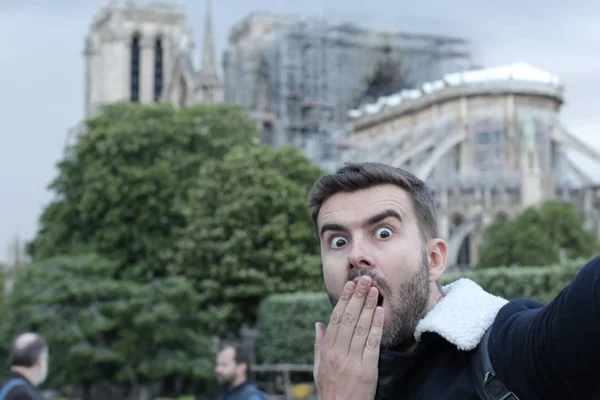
left=0, top=376, right=38, bottom=400
left=493, top=297, right=546, bottom=328
left=244, top=388, right=268, bottom=400
left=239, top=383, right=269, bottom=400
left=0, top=376, right=28, bottom=390
left=487, top=297, right=546, bottom=365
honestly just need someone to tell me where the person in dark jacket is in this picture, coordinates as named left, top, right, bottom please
left=0, top=333, right=48, bottom=400
left=308, top=161, right=600, bottom=399
left=216, top=344, right=269, bottom=400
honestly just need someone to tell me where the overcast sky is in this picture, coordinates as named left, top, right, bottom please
left=1, top=0, right=599, bottom=263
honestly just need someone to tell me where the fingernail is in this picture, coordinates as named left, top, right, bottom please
left=375, top=307, right=383, bottom=315
left=344, top=281, right=355, bottom=291
left=368, top=287, right=377, bottom=299
left=359, top=276, right=370, bottom=287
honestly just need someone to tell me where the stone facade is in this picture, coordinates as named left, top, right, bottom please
left=84, top=0, right=222, bottom=119
left=339, top=63, right=600, bottom=269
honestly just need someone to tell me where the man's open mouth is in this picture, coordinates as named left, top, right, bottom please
left=377, top=294, right=384, bottom=307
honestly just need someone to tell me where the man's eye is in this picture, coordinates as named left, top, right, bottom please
left=375, top=227, right=393, bottom=240
left=330, top=236, right=347, bottom=249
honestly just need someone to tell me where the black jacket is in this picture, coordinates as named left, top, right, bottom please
left=0, top=371, right=40, bottom=400
left=219, top=381, right=268, bottom=400
left=375, top=255, right=600, bottom=399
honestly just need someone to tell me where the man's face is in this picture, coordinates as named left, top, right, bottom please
left=317, top=184, right=433, bottom=349
left=33, top=350, right=48, bottom=386
left=215, top=347, right=242, bottom=388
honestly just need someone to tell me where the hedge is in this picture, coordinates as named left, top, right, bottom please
left=256, top=292, right=332, bottom=364
left=440, top=258, right=586, bottom=303
left=256, top=258, right=587, bottom=364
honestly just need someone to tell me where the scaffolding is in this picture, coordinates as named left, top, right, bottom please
left=222, top=14, right=473, bottom=168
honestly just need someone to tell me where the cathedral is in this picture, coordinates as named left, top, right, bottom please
left=78, top=1, right=600, bottom=270
left=341, top=62, right=600, bottom=268
left=81, top=0, right=473, bottom=168
left=83, top=0, right=222, bottom=119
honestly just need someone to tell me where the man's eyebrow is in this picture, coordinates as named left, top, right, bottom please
left=366, top=209, right=402, bottom=226
left=320, top=223, right=348, bottom=239
left=319, top=210, right=401, bottom=239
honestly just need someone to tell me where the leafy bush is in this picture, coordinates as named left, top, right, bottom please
left=477, top=200, right=600, bottom=268
left=0, top=253, right=214, bottom=392
left=256, top=259, right=586, bottom=364
left=256, top=292, right=332, bottom=364
left=441, top=258, right=585, bottom=303
left=169, top=145, right=324, bottom=336
left=27, top=102, right=260, bottom=280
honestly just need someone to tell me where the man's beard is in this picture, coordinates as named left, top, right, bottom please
left=216, top=374, right=236, bottom=389
left=327, top=249, right=430, bottom=350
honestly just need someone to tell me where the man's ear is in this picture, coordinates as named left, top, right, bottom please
left=427, top=238, right=448, bottom=282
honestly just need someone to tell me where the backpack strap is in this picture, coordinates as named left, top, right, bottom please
left=0, top=378, right=27, bottom=400
left=468, top=327, right=520, bottom=400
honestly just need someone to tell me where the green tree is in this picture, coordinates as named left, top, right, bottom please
left=0, top=254, right=214, bottom=398
left=533, top=200, right=599, bottom=259
left=168, top=144, right=325, bottom=336
left=27, top=103, right=260, bottom=279
left=477, top=200, right=599, bottom=268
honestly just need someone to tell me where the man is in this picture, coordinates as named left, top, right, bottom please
left=0, top=333, right=48, bottom=400
left=308, top=162, right=599, bottom=399
left=215, top=344, right=269, bottom=400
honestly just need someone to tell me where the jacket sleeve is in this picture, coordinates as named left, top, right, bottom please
left=489, top=255, right=600, bottom=399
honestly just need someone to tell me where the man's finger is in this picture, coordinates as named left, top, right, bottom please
left=362, top=306, right=384, bottom=366
left=322, top=280, right=355, bottom=350
left=348, top=286, right=378, bottom=355
left=314, top=322, right=326, bottom=358
left=333, top=276, right=372, bottom=353
left=314, top=322, right=326, bottom=380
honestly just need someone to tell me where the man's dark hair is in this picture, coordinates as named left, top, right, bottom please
left=8, top=333, right=47, bottom=368
left=218, top=343, right=252, bottom=373
left=308, top=162, right=438, bottom=241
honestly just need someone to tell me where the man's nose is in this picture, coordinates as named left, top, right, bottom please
left=347, top=239, right=376, bottom=270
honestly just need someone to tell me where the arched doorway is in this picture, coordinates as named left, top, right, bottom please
left=451, top=213, right=470, bottom=266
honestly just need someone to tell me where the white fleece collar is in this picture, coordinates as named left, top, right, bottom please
left=413, top=278, right=508, bottom=351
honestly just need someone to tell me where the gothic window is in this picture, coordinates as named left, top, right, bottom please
left=471, top=121, right=504, bottom=173
left=154, top=37, right=163, bottom=102
left=130, top=33, right=141, bottom=102
left=452, top=213, right=465, bottom=229
left=495, top=211, right=509, bottom=222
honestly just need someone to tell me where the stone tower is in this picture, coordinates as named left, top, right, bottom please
left=196, top=0, right=221, bottom=103
left=83, top=0, right=222, bottom=119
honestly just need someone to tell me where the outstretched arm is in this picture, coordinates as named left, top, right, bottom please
left=490, top=255, right=600, bottom=399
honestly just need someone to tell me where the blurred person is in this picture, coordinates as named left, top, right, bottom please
left=215, top=344, right=269, bottom=400
left=0, top=332, right=48, bottom=399
left=309, top=162, right=600, bottom=399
